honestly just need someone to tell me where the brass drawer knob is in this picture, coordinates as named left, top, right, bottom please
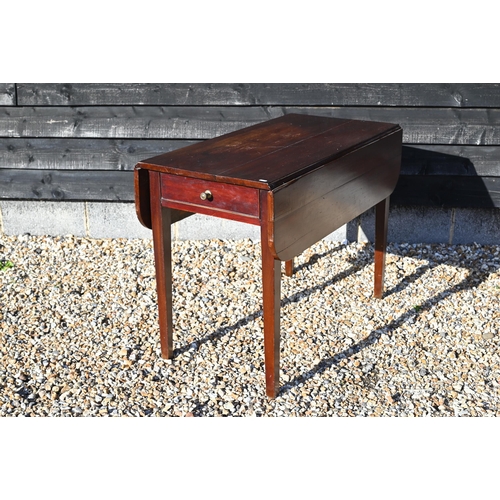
left=200, top=190, right=213, bottom=201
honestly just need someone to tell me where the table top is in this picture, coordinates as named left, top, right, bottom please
left=136, top=113, right=401, bottom=190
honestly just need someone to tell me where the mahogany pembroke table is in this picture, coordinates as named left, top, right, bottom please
left=134, top=114, right=403, bottom=398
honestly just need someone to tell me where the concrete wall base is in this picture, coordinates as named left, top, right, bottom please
left=1, top=201, right=499, bottom=245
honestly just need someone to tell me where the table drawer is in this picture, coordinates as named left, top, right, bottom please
left=160, top=173, right=260, bottom=219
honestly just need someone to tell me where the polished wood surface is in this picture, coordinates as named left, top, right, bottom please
left=149, top=171, right=173, bottom=359
left=260, top=191, right=281, bottom=398
left=135, top=167, right=192, bottom=230
left=134, top=113, right=403, bottom=398
left=134, top=166, right=151, bottom=228
left=374, top=197, right=390, bottom=299
left=160, top=172, right=260, bottom=225
left=136, top=114, right=400, bottom=189
left=271, top=130, right=402, bottom=261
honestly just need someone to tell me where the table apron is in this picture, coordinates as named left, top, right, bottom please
left=160, top=172, right=261, bottom=225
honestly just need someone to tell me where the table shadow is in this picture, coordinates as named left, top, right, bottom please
left=278, top=249, right=500, bottom=396
left=170, top=243, right=498, bottom=400
left=172, top=253, right=367, bottom=358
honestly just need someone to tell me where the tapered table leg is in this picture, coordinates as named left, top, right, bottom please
left=261, top=235, right=281, bottom=398
left=150, top=171, right=173, bottom=358
left=374, top=196, right=390, bottom=299
left=285, top=259, right=294, bottom=277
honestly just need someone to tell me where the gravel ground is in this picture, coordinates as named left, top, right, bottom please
left=1, top=233, right=499, bottom=417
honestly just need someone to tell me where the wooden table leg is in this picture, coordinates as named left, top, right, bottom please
left=150, top=171, right=173, bottom=358
left=285, top=259, right=294, bottom=277
left=374, top=196, right=390, bottom=299
left=261, top=233, right=281, bottom=398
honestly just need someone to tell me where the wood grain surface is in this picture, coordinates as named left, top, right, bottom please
left=0, top=168, right=134, bottom=201
left=160, top=172, right=260, bottom=223
left=2, top=140, right=499, bottom=178
left=0, top=138, right=198, bottom=170
left=1, top=106, right=500, bottom=145
left=2, top=167, right=496, bottom=208
left=149, top=171, right=173, bottom=359
left=137, top=114, right=399, bottom=190
left=134, top=167, right=193, bottom=229
left=260, top=190, right=281, bottom=398
left=3, top=83, right=500, bottom=208
left=16, top=83, right=500, bottom=107
left=271, top=130, right=402, bottom=260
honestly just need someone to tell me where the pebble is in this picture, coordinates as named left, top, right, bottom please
left=0, top=235, right=499, bottom=416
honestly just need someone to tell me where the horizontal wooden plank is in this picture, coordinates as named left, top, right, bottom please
left=0, top=138, right=199, bottom=170
left=0, top=106, right=283, bottom=140
left=16, top=83, right=500, bottom=107
left=392, top=176, right=500, bottom=208
left=1, top=167, right=499, bottom=207
left=0, top=169, right=134, bottom=201
left=2, top=140, right=500, bottom=178
left=3, top=106, right=500, bottom=145
left=400, top=145, right=500, bottom=177
left=290, top=107, right=500, bottom=145
left=0, top=84, right=15, bottom=105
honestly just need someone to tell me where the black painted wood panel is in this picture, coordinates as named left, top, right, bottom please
left=0, top=84, right=15, bottom=105
left=16, top=83, right=500, bottom=108
left=1, top=169, right=499, bottom=208
left=0, top=106, right=282, bottom=139
left=0, top=138, right=199, bottom=170
left=400, top=145, right=500, bottom=177
left=0, top=168, right=134, bottom=201
left=2, top=83, right=500, bottom=208
left=2, top=106, right=500, bottom=145
left=392, top=176, right=500, bottom=208
left=2, top=140, right=500, bottom=178
left=288, top=107, right=500, bottom=145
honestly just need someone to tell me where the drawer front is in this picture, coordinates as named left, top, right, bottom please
left=160, top=173, right=260, bottom=219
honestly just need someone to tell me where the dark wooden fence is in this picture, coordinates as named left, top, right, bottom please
left=1, top=83, right=499, bottom=208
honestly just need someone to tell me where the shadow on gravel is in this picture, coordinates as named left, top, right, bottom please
left=382, top=262, right=433, bottom=299
left=289, top=244, right=345, bottom=275
left=190, top=399, right=209, bottom=417
left=282, top=259, right=371, bottom=309
left=172, top=256, right=369, bottom=358
left=170, top=244, right=499, bottom=399
left=279, top=250, right=500, bottom=397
